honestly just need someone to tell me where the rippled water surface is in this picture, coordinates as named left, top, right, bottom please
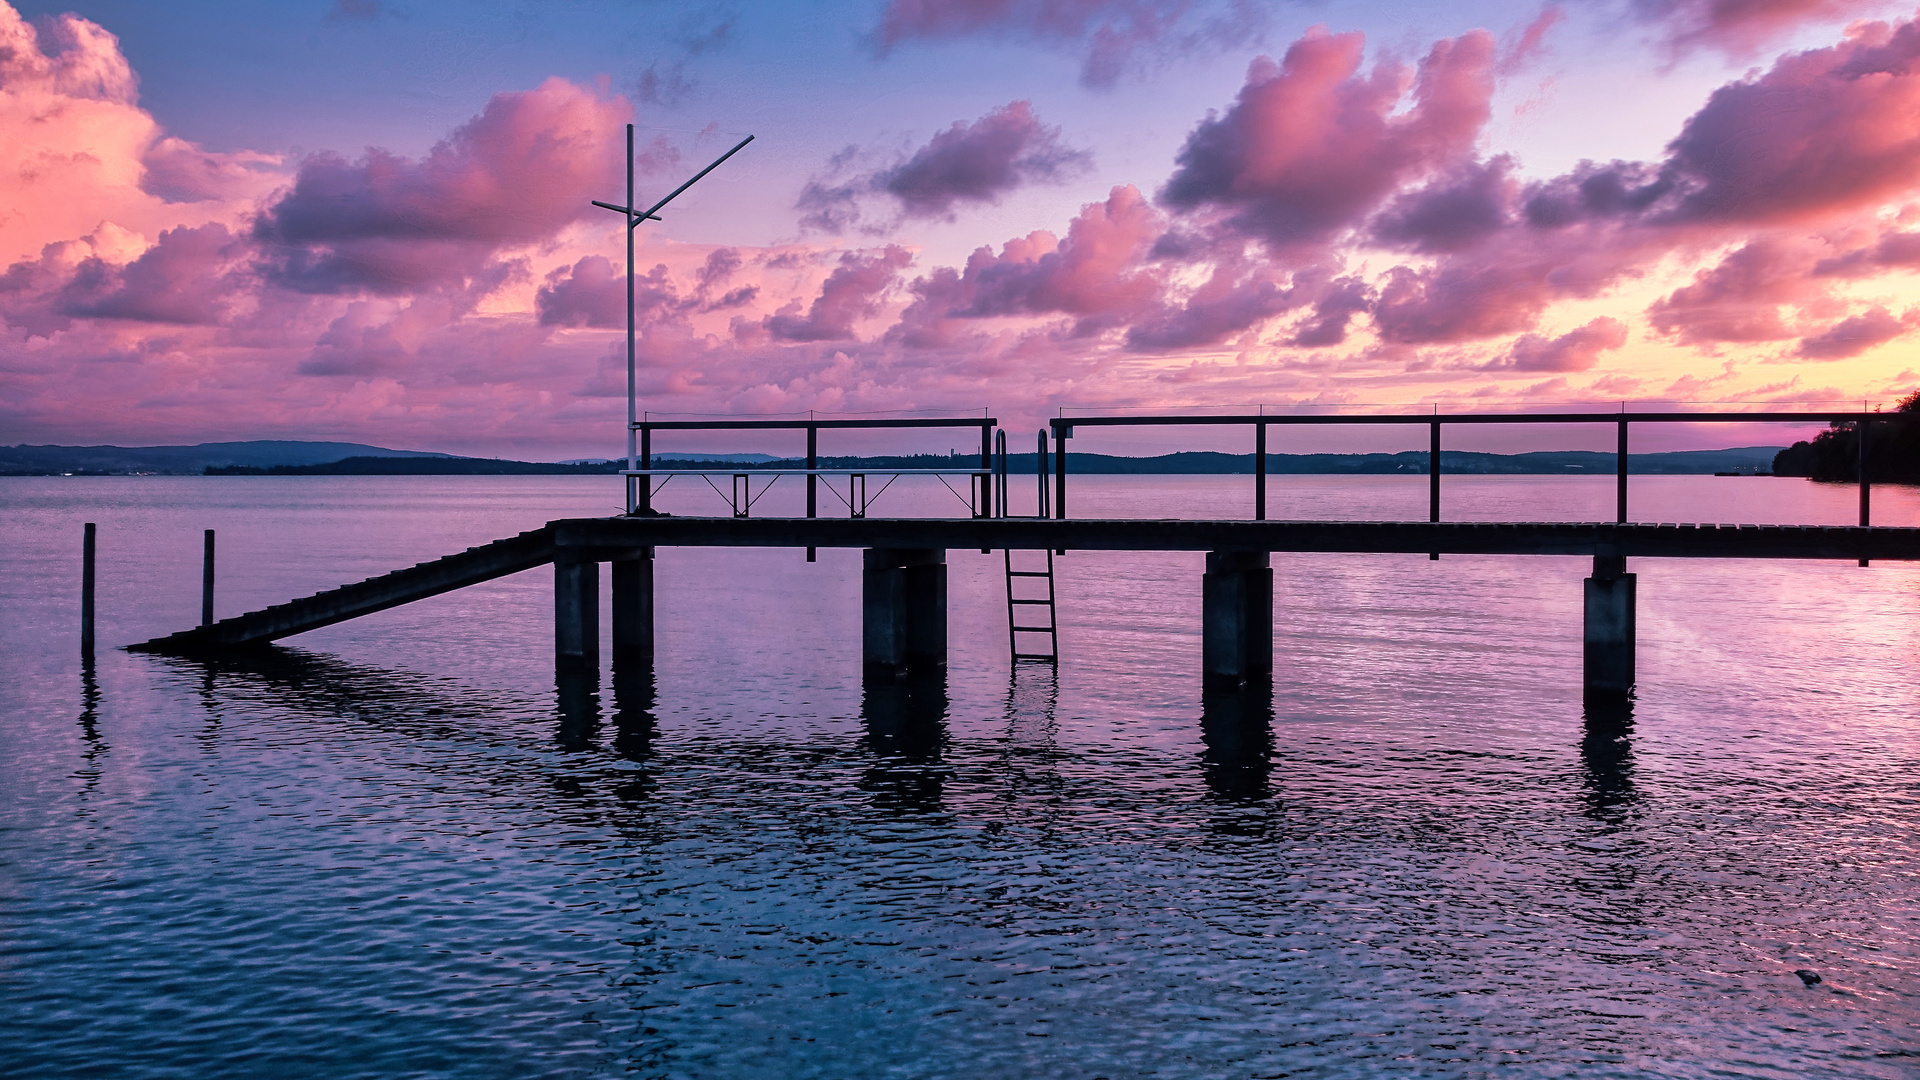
left=3, top=474, right=1918, bottom=1078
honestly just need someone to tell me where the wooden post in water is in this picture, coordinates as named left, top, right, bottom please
left=201, top=529, right=215, bottom=627
left=81, top=523, right=96, bottom=656
left=1583, top=553, right=1636, bottom=699
left=1202, top=550, right=1272, bottom=686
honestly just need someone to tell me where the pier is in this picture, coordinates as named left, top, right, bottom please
left=127, top=408, right=1911, bottom=698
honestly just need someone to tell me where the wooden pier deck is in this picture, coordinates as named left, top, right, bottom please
left=133, top=516, right=1920, bottom=656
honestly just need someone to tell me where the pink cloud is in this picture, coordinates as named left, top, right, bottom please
left=58, top=222, right=246, bottom=326
left=882, top=101, right=1090, bottom=217
left=1495, top=316, right=1630, bottom=371
left=1633, top=0, right=1862, bottom=56
left=891, top=185, right=1164, bottom=345
left=797, top=101, right=1089, bottom=232
left=1648, top=239, right=1817, bottom=345
left=1796, top=306, right=1913, bottom=359
left=763, top=246, right=913, bottom=341
left=1158, top=28, right=1496, bottom=250
left=1657, top=18, right=1920, bottom=226
left=253, top=78, right=631, bottom=295
left=871, top=0, right=1250, bottom=87
left=140, top=137, right=281, bottom=204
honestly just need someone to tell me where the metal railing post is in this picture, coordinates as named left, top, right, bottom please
left=1860, top=414, right=1872, bottom=567
left=1617, top=418, right=1629, bottom=524
left=1053, top=425, right=1068, bottom=520
left=994, top=429, right=1008, bottom=517
left=1429, top=421, right=1441, bottom=522
left=1255, top=421, right=1267, bottom=521
left=979, top=422, right=993, bottom=520
left=1036, top=429, right=1050, bottom=519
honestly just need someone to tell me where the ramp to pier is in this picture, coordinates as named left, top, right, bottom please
left=133, top=526, right=556, bottom=654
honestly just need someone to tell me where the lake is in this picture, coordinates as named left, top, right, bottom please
left=2, top=473, right=1917, bottom=1078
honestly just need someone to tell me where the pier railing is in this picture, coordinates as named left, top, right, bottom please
left=626, top=415, right=997, bottom=519
left=1044, top=410, right=1883, bottom=527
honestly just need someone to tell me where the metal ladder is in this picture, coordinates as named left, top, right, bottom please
left=1004, top=548, right=1059, bottom=663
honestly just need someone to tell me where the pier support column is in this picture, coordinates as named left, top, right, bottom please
left=1203, top=550, right=1272, bottom=685
left=610, top=550, right=653, bottom=663
left=554, top=555, right=599, bottom=671
left=863, top=548, right=946, bottom=673
left=1583, top=554, right=1635, bottom=699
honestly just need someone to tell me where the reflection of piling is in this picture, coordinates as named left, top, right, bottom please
left=860, top=669, right=948, bottom=812
left=1580, top=693, right=1638, bottom=817
left=610, top=659, right=658, bottom=764
left=201, top=529, right=216, bottom=627
left=556, top=669, right=600, bottom=750
left=81, top=522, right=96, bottom=656
left=1199, top=679, right=1274, bottom=804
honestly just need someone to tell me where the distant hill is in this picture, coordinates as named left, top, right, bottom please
left=208, top=456, right=613, bottom=476
left=190, top=445, right=1785, bottom=476
left=1, top=439, right=1789, bottom=477
left=1, top=440, right=450, bottom=475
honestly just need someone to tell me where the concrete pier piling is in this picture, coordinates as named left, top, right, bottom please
left=1583, top=554, right=1636, bottom=698
left=554, top=556, right=600, bottom=670
left=610, top=551, right=654, bottom=662
left=1203, top=550, right=1273, bottom=685
left=862, top=548, right=947, bottom=673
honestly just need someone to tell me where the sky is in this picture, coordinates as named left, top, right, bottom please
left=2, top=0, right=1918, bottom=458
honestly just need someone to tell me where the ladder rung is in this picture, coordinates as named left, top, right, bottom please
left=1009, top=598, right=1052, bottom=605
left=1011, top=625, right=1055, bottom=633
left=1006, top=570, right=1052, bottom=577
left=1012, top=654, right=1057, bottom=662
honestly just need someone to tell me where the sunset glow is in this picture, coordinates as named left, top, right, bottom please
left=3, top=0, right=1918, bottom=455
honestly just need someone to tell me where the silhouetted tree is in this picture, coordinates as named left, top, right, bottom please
left=1773, top=390, right=1920, bottom=482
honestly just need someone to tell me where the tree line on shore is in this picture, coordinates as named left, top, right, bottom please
left=1772, top=391, right=1920, bottom=482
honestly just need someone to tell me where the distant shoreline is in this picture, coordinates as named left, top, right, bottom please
left=203, top=447, right=1784, bottom=476
left=4, top=439, right=1791, bottom=477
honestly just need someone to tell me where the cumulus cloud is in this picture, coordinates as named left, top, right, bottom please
left=1159, top=28, right=1495, bottom=250
left=1796, top=306, right=1913, bottom=359
left=871, top=0, right=1261, bottom=87
left=797, top=101, right=1088, bottom=232
left=253, top=78, right=630, bottom=295
left=0, top=4, right=264, bottom=264
left=1648, top=240, right=1816, bottom=345
left=763, top=246, right=912, bottom=341
left=58, top=222, right=246, bottom=325
left=1493, top=317, right=1630, bottom=371
left=1631, top=0, right=1862, bottom=56
left=891, top=185, right=1164, bottom=346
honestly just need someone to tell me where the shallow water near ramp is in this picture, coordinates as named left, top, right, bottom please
left=2, top=474, right=1918, bottom=1078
